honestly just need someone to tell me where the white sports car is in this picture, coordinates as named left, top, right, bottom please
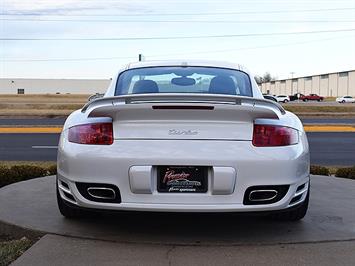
left=57, top=60, right=310, bottom=221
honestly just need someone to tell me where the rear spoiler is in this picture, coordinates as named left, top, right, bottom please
left=82, top=93, right=286, bottom=116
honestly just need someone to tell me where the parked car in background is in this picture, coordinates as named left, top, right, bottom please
left=336, top=96, right=355, bottom=103
left=263, top=94, right=278, bottom=102
left=276, top=95, right=290, bottom=103
left=299, top=94, right=324, bottom=102
left=289, top=93, right=304, bottom=101
left=56, top=60, right=310, bottom=221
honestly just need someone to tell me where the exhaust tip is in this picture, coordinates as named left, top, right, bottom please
left=87, top=187, right=116, bottom=200
left=243, top=185, right=289, bottom=205
left=76, top=182, right=121, bottom=203
left=249, top=190, right=278, bottom=202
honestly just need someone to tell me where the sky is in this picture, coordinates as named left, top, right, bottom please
left=1, top=0, right=355, bottom=80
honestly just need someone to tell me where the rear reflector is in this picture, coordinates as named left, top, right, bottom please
left=252, top=124, right=298, bottom=147
left=68, top=123, right=113, bottom=145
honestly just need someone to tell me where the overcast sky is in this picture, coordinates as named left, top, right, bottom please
left=1, top=0, right=355, bottom=80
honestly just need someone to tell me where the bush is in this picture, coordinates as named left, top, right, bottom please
left=0, top=163, right=57, bottom=188
left=335, top=166, right=355, bottom=179
left=47, top=164, right=57, bottom=175
left=310, top=165, right=330, bottom=176
left=0, top=165, right=13, bottom=188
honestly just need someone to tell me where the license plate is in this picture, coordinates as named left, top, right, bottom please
left=157, top=166, right=208, bottom=193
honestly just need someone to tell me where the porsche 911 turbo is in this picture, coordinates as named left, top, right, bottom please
left=57, top=60, right=310, bottom=221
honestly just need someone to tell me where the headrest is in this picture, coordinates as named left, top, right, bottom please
left=209, top=76, right=236, bottom=95
left=132, top=80, right=159, bottom=94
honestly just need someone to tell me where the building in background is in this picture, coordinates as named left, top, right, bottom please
left=261, top=70, right=355, bottom=97
left=1, top=70, right=354, bottom=97
left=0, top=78, right=110, bottom=94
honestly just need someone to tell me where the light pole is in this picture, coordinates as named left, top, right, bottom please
left=138, top=54, right=145, bottom=62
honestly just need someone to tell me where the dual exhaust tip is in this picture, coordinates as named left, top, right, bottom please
left=248, top=190, right=278, bottom=202
left=87, top=187, right=116, bottom=200
left=244, top=185, right=289, bottom=205
left=76, top=182, right=121, bottom=203
left=86, top=187, right=279, bottom=202
left=78, top=183, right=286, bottom=205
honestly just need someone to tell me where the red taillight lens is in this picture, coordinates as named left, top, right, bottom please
left=252, top=124, right=298, bottom=147
left=68, top=123, right=113, bottom=145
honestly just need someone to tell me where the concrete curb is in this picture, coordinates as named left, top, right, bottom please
left=0, top=219, right=43, bottom=241
left=1, top=175, right=355, bottom=247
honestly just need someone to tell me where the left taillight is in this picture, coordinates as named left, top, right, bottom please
left=68, top=123, right=113, bottom=145
left=252, top=124, right=298, bottom=147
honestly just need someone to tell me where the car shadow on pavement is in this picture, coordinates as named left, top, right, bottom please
left=60, top=211, right=307, bottom=245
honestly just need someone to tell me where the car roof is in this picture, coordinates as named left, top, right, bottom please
left=125, top=60, right=247, bottom=72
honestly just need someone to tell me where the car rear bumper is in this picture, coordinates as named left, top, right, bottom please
left=57, top=135, right=309, bottom=212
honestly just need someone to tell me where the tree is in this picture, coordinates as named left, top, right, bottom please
left=254, top=72, right=276, bottom=85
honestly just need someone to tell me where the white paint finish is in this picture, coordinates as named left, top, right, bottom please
left=57, top=61, right=310, bottom=212
left=87, top=101, right=282, bottom=140
left=336, top=96, right=355, bottom=103
left=57, top=136, right=309, bottom=210
left=211, top=167, right=236, bottom=195
left=129, top=166, right=153, bottom=194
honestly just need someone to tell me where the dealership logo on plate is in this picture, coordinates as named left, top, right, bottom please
left=163, top=169, right=202, bottom=192
left=163, top=170, right=190, bottom=183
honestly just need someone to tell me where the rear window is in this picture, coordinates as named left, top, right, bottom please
left=115, top=66, right=252, bottom=97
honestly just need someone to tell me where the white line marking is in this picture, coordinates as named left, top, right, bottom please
left=32, top=146, right=58, bottom=149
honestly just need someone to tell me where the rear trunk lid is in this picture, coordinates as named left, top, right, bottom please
left=83, top=94, right=285, bottom=141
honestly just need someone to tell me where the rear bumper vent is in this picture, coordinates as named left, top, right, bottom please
left=58, top=179, right=77, bottom=204
left=243, top=185, right=289, bottom=205
left=76, top=182, right=121, bottom=203
left=288, top=182, right=309, bottom=207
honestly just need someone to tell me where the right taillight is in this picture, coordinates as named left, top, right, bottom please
left=68, top=123, right=113, bottom=145
left=252, top=124, right=298, bottom=147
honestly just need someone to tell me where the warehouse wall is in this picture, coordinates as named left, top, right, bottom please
left=261, top=70, right=355, bottom=97
left=0, top=78, right=111, bottom=94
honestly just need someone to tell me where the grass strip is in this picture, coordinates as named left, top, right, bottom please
left=285, top=105, right=355, bottom=113
left=0, top=237, right=33, bottom=266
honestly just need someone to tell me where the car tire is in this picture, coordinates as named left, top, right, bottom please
left=341, top=100, right=345, bottom=103
left=283, top=100, right=289, bottom=103
left=56, top=182, right=83, bottom=219
left=317, top=99, right=321, bottom=102
left=271, top=188, right=309, bottom=221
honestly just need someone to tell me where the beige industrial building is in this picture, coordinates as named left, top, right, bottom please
left=0, top=78, right=110, bottom=94
left=1, top=70, right=354, bottom=97
left=261, top=70, right=355, bottom=97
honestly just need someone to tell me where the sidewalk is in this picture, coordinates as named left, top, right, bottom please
left=12, top=234, right=355, bottom=266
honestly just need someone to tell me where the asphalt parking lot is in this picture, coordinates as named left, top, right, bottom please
left=1, top=175, right=355, bottom=266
